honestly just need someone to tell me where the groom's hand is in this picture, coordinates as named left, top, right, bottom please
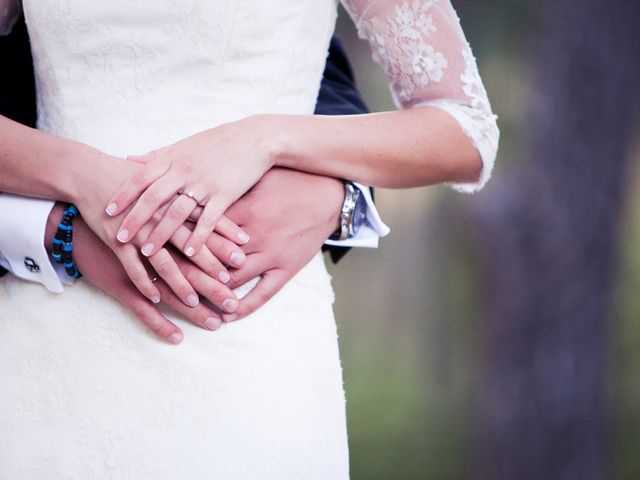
left=220, top=168, right=343, bottom=322
left=45, top=203, right=225, bottom=344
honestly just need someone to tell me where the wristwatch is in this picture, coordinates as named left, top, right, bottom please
left=329, top=182, right=367, bottom=241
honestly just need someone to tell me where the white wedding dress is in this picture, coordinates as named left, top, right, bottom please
left=0, top=1, right=498, bottom=478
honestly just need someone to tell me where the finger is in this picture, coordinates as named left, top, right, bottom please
left=140, top=194, right=198, bottom=257
left=226, top=253, right=270, bottom=290
left=205, top=231, right=246, bottom=268
left=154, top=280, right=222, bottom=332
left=120, top=289, right=183, bottom=344
left=215, top=215, right=250, bottom=245
left=184, top=198, right=228, bottom=258
left=182, top=264, right=239, bottom=314
left=115, top=172, right=183, bottom=244
left=187, top=205, right=204, bottom=223
left=116, top=244, right=162, bottom=303
left=148, top=247, right=199, bottom=308
left=106, top=159, right=170, bottom=217
left=169, top=225, right=232, bottom=284
left=222, top=269, right=291, bottom=322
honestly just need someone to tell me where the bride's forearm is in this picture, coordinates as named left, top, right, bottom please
left=0, top=115, right=128, bottom=204
left=265, top=107, right=482, bottom=188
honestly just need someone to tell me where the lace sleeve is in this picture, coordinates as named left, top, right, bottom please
left=0, top=0, right=21, bottom=36
left=341, top=0, right=499, bottom=193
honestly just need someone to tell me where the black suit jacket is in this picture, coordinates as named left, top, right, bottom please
left=0, top=18, right=370, bottom=277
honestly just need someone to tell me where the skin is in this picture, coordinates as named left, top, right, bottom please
left=1, top=100, right=480, bottom=331
left=0, top=115, right=242, bottom=309
left=43, top=167, right=344, bottom=342
left=222, top=168, right=343, bottom=322
left=108, top=108, right=482, bottom=259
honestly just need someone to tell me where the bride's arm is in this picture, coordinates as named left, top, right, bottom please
left=265, top=106, right=482, bottom=188
left=107, top=0, right=498, bottom=256
left=274, top=0, right=498, bottom=190
left=0, top=115, right=244, bottom=312
left=0, top=115, right=120, bottom=203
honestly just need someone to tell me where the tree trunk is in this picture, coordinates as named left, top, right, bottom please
left=472, top=1, right=640, bottom=479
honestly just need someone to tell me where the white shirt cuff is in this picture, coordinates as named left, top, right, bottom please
left=0, top=193, right=65, bottom=293
left=324, top=182, right=390, bottom=248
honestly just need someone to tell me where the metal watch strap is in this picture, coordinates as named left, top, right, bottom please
left=330, top=182, right=360, bottom=241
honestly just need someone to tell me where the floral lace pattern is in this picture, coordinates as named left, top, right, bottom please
left=342, top=0, right=499, bottom=193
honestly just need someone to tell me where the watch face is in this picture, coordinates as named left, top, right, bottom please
left=351, top=191, right=367, bottom=236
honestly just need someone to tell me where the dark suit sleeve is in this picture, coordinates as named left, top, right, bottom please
left=0, top=15, right=37, bottom=278
left=315, top=36, right=371, bottom=264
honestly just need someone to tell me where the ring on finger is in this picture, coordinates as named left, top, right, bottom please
left=178, top=189, right=207, bottom=206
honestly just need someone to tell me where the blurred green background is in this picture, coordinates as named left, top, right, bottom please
left=328, top=2, right=640, bottom=479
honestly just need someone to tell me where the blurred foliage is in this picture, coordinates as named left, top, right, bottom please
left=330, top=2, right=640, bottom=479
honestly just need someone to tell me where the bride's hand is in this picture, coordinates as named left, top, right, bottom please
left=73, top=156, right=246, bottom=309
left=105, top=115, right=275, bottom=259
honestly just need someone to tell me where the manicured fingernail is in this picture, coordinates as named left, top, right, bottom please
left=117, top=229, right=129, bottom=243
left=187, top=294, right=199, bottom=307
left=168, top=332, right=182, bottom=345
left=106, top=203, right=118, bottom=216
left=238, top=231, right=250, bottom=244
left=141, top=243, right=155, bottom=256
left=185, top=246, right=195, bottom=257
left=204, top=317, right=219, bottom=330
left=218, top=271, right=230, bottom=284
left=223, top=314, right=238, bottom=322
left=150, top=295, right=161, bottom=304
left=229, top=251, right=245, bottom=267
left=222, top=298, right=238, bottom=312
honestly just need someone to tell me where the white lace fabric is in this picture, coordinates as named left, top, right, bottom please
left=341, top=0, right=499, bottom=193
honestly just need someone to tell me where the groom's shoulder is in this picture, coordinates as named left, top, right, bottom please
left=0, top=15, right=37, bottom=127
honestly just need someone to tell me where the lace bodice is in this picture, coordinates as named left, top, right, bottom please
left=1, top=0, right=498, bottom=193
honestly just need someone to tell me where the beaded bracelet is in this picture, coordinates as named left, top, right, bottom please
left=52, top=204, right=82, bottom=279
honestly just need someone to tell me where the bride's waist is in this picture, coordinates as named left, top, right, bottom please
left=37, top=85, right=317, bottom=156
left=37, top=99, right=315, bottom=158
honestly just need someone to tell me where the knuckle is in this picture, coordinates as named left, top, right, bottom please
left=133, top=170, right=150, bottom=187
left=143, top=188, right=162, bottom=205
left=242, top=301, right=257, bottom=316
left=205, top=286, right=226, bottom=304
left=175, top=162, right=193, bottom=176
left=154, top=258, right=174, bottom=275
left=258, top=283, right=277, bottom=302
left=168, top=203, right=188, bottom=220
left=199, top=214, right=217, bottom=230
left=128, top=267, right=148, bottom=285
left=227, top=271, right=244, bottom=288
left=130, top=302, right=148, bottom=320
left=153, top=323, right=173, bottom=337
left=159, top=287, right=174, bottom=305
left=181, top=262, right=198, bottom=279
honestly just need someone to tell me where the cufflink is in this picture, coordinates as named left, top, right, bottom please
left=24, top=257, right=40, bottom=273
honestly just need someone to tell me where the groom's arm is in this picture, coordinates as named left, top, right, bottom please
left=0, top=14, right=62, bottom=288
left=316, top=36, right=388, bottom=263
left=213, top=37, right=389, bottom=321
left=0, top=35, right=389, bottom=297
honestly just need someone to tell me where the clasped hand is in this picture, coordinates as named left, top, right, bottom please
left=73, top=116, right=343, bottom=343
left=106, top=114, right=275, bottom=259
